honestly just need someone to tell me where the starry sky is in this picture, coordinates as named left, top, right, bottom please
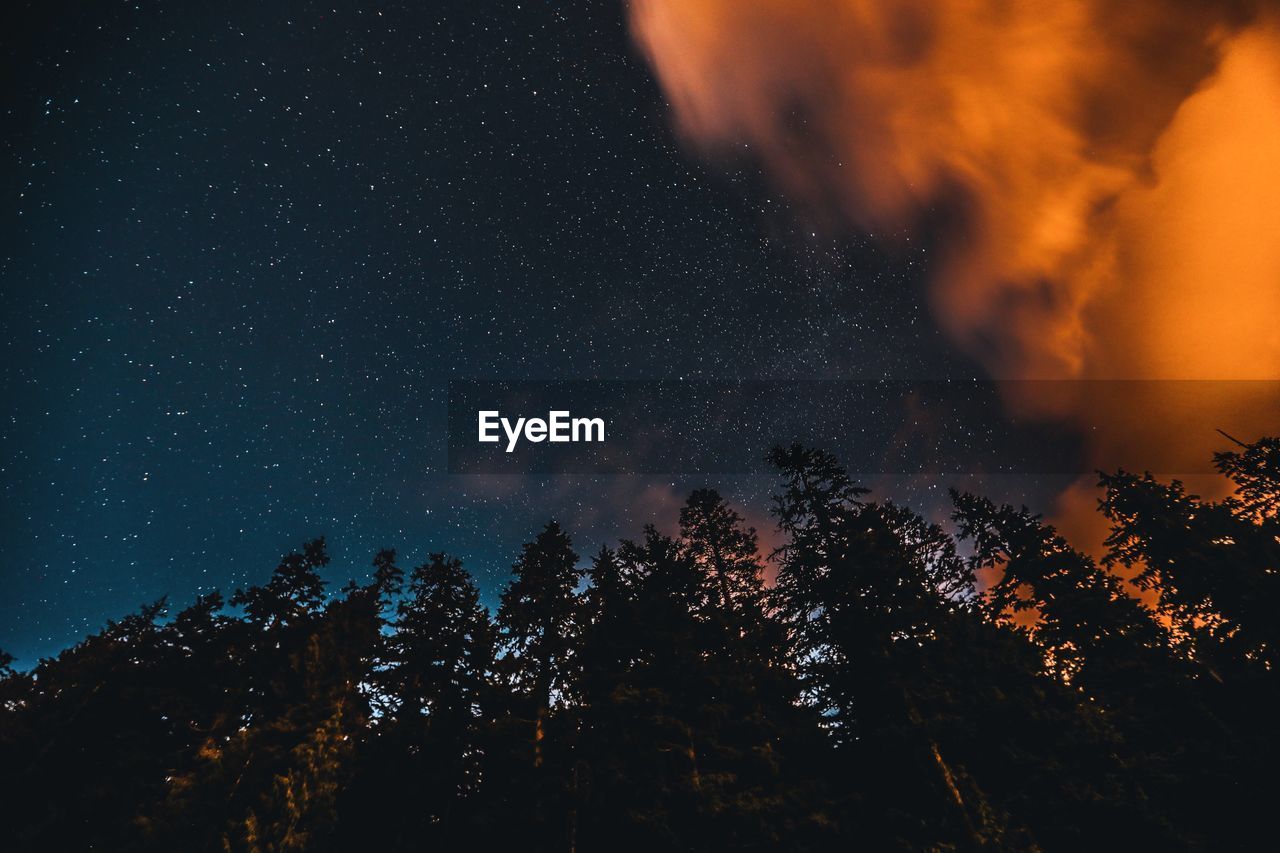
left=2, top=0, right=990, bottom=665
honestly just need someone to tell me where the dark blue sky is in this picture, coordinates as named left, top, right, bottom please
left=1, top=1, right=982, bottom=665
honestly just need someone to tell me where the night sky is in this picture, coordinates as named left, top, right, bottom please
left=2, top=1, right=981, bottom=665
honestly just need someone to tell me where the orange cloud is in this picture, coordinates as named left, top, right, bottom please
left=630, top=0, right=1280, bottom=525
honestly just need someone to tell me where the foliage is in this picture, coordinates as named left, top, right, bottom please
left=2, top=437, right=1278, bottom=850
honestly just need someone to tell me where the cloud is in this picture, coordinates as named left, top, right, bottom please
left=630, top=0, right=1280, bottom=517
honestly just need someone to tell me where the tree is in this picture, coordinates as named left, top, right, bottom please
left=231, top=537, right=329, bottom=630
left=1215, top=434, right=1280, bottom=523
left=768, top=446, right=1160, bottom=849
left=156, top=539, right=381, bottom=852
left=0, top=600, right=180, bottom=850
left=335, top=551, right=495, bottom=848
left=485, top=522, right=583, bottom=851
left=952, top=492, right=1230, bottom=847
left=770, top=448, right=997, bottom=848
left=951, top=493, right=1178, bottom=695
left=4, top=436, right=1279, bottom=850
left=678, top=488, right=766, bottom=618
left=576, top=521, right=831, bottom=851
left=1100, top=454, right=1280, bottom=674
left=1097, top=441, right=1280, bottom=847
left=497, top=521, right=583, bottom=717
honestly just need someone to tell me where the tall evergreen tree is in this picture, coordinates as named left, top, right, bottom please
left=951, top=493, right=1179, bottom=695
left=768, top=446, right=1157, bottom=849
left=575, top=488, right=842, bottom=851
left=486, top=521, right=582, bottom=851
left=1097, top=441, right=1280, bottom=847
left=951, top=492, right=1230, bottom=847
left=1100, top=447, right=1280, bottom=673
left=335, top=551, right=495, bottom=848
left=679, top=488, right=766, bottom=618
left=770, top=447, right=1000, bottom=848
left=392, top=552, right=494, bottom=783
left=497, top=521, right=583, bottom=717
left=156, top=539, right=382, bottom=851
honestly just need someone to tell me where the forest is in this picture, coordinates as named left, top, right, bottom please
left=1, top=437, right=1277, bottom=852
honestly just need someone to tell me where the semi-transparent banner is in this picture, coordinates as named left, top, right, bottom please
left=446, top=380, right=1279, bottom=475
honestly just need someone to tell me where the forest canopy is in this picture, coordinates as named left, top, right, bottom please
left=1, top=437, right=1277, bottom=852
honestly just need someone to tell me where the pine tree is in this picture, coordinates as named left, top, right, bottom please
left=1100, top=455, right=1280, bottom=674
left=952, top=492, right=1219, bottom=846
left=679, top=488, right=765, bottom=618
left=497, top=521, right=583, bottom=717
left=485, top=521, right=583, bottom=851
left=1097, top=441, right=1280, bottom=846
left=575, top=497, right=835, bottom=851
left=0, top=600, right=179, bottom=850
left=951, top=493, right=1178, bottom=694
left=333, top=551, right=496, bottom=848
left=1215, top=434, right=1280, bottom=522
left=157, top=539, right=381, bottom=851
left=770, top=446, right=1036, bottom=849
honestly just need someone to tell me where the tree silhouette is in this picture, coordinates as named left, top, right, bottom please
left=497, top=521, right=582, bottom=723
left=336, top=550, right=496, bottom=849
left=485, top=521, right=583, bottom=851
left=1, top=437, right=1278, bottom=850
left=1097, top=435, right=1280, bottom=846
left=770, top=446, right=1016, bottom=848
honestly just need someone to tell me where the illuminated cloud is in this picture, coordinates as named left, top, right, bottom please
left=630, top=0, right=1280, bottom=517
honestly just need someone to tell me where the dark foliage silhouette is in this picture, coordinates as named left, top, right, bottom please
left=2, top=438, right=1278, bottom=851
